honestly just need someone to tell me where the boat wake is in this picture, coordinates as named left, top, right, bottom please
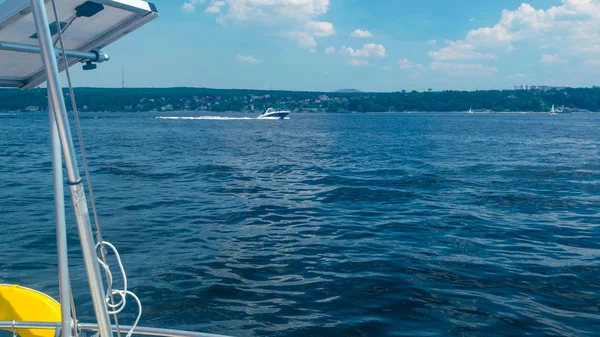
left=157, top=116, right=254, bottom=120
left=157, top=116, right=289, bottom=120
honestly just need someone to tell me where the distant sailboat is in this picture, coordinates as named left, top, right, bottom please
left=467, top=107, right=473, bottom=114
left=550, top=104, right=558, bottom=115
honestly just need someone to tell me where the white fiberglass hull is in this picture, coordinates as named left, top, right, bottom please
left=258, top=111, right=290, bottom=119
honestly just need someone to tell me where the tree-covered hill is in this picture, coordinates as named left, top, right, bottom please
left=0, top=87, right=598, bottom=113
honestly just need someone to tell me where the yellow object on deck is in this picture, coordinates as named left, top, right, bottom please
left=0, top=284, right=61, bottom=337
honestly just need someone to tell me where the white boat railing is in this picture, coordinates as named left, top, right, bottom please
left=0, top=321, right=231, bottom=337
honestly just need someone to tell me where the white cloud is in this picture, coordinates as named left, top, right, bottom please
left=541, top=54, right=567, bottom=64
left=429, top=40, right=497, bottom=60
left=348, top=59, right=370, bottom=67
left=395, top=59, right=426, bottom=72
left=285, top=32, right=317, bottom=49
left=428, top=0, right=600, bottom=64
left=427, top=39, right=437, bottom=46
left=430, top=62, right=498, bottom=77
left=466, top=25, right=513, bottom=47
left=205, top=1, right=225, bottom=13
left=582, top=59, right=600, bottom=67
left=381, top=65, right=392, bottom=71
left=469, top=17, right=475, bottom=22
left=214, top=0, right=330, bottom=21
left=236, top=54, right=261, bottom=64
left=397, top=59, right=413, bottom=70
left=307, top=21, right=335, bottom=36
left=341, top=43, right=386, bottom=58
left=508, top=72, right=527, bottom=80
left=325, top=46, right=336, bottom=54
left=201, top=0, right=333, bottom=51
left=183, top=3, right=196, bottom=12
left=182, top=0, right=204, bottom=12
left=351, top=29, right=373, bottom=38
left=282, top=21, right=334, bottom=49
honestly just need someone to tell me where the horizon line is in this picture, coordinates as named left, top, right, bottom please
left=9, top=86, right=598, bottom=94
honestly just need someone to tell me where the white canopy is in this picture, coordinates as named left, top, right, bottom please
left=0, top=0, right=157, bottom=88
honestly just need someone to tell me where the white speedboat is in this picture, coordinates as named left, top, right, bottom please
left=258, top=108, right=290, bottom=119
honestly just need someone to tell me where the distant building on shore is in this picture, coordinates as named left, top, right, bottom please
left=514, top=85, right=566, bottom=91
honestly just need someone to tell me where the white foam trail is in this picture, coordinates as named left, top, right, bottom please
left=257, top=116, right=290, bottom=120
left=157, top=116, right=288, bottom=120
left=0, top=113, right=16, bottom=116
left=157, top=116, right=254, bottom=120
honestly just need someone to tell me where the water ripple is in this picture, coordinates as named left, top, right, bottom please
left=1, top=112, right=599, bottom=337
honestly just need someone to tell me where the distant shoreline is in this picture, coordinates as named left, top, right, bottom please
left=1, top=87, right=599, bottom=113
left=3, top=110, right=594, bottom=115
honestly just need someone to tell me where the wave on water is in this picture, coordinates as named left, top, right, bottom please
left=5, top=113, right=599, bottom=337
left=0, top=113, right=17, bottom=116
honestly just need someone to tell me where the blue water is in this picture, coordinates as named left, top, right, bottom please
left=1, top=112, right=599, bottom=336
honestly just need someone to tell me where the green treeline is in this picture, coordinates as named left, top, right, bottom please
left=0, top=87, right=598, bottom=112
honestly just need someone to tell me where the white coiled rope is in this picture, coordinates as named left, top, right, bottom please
left=95, top=242, right=142, bottom=337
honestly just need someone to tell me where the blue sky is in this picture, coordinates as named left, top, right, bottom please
left=67, top=0, right=600, bottom=92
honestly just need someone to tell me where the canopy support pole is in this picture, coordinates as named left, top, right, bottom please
left=0, top=41, right=109, bottom=63
left=49, top=94, right=73, bottom=337
left=30, top=1, right=113, bottom=337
